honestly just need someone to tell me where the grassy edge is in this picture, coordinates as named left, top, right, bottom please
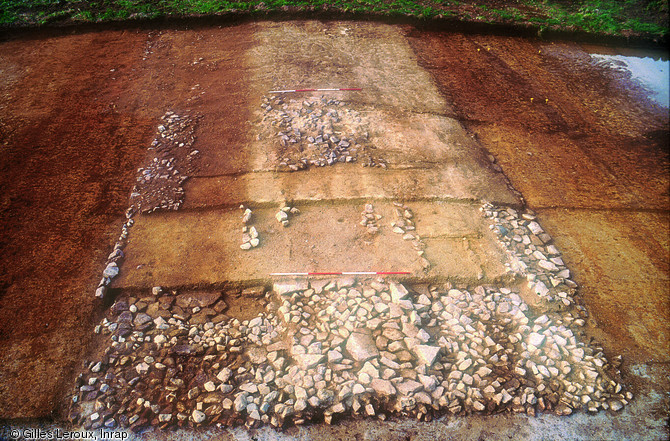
left=0, top=1, right=667, bottom=45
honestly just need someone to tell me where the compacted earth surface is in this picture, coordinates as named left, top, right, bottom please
left=0, top=20, right=667, bottom=441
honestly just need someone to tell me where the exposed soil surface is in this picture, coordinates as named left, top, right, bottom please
left=0, top=23, right=255, bottom=419
left=0, top=20, right=667, bottom=441
left=406, top=29, right=669, bottom=420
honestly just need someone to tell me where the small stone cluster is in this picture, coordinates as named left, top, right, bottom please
left=95, top=112, right=201, bottom=300
left=482, top=203, right=581, bottom=308
left=95, top=207, right=136, bottom=300
left=259, top=95, right=386, bottom=171
left=130, top=111, right=200, bottom=214
left=240, top=206, right=260, bottom=250
left=71, top=276, right=629, bottom=433
left=275, top=204, right=300, bottom=227
left=360, top=203, right=382, bottom=238
left=391, top=202, right=430, bottom=270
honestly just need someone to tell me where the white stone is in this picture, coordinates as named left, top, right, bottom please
left=370, top=379, right=396, bottom=396
left=609, top=400, right=624, bottom=411
left=389, top=281, right=409, bottom=303
left=274, top=280, right=309, bottom=296
left=294, top=353, right=326, bottom=370
left=346, top=332, right=379, bottom=362
left=457, top=358, right=473, bottom=371
left=528, top=221, right=543, bottom=235
left=533, top=281, right=549, bottom=297
left=418, top=374, right=438, bottom=391
left=414, top=345, right=440, bottom=367
left=234, top=394, right=247, bottom=412
left=192, top=409, right=206, bottom=423
left=539, top=260, right=559, bottom=271
left=397, top=380, right=423, bottom=395
left=327, top=350, right=343, bottom=363
left=136, top=362, right=150, bottom=375
left=528, top=333, right=546, bottom=347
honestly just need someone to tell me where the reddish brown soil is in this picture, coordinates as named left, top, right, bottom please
left=406, top=30, right=669, bottom=366
left=0, top=24, right=254, bottom=419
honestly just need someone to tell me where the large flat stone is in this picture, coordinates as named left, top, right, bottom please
left=345, top=332, right=379, bottom=362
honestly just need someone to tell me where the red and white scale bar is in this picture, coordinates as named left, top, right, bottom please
left=268, top=88, right=362, bottom=93
left=270, top=271, right=410, bottom=276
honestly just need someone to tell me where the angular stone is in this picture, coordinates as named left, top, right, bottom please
left=458, top=358, right=473, bottom=371
left=346, top=332, right=379, bottom=362
left=294, top=353, right=326, bottom=370
left=527, top=222, right=543, bottom=235
left=337, top=277, right=356, bottom=289
left=135, top=362, right=150, bottom=375
left=133, top=313, right=152, bottom=327
left=216, top=368, right=232, bottom=383
left=413, top=345, right=440, bottom=367
left=328, top=350, right=343, bottom=363
left=528, top=333, right=546, bottom=347
left=370, top=378, right=396, bottom=396
left=352, top=384, right=366, bottom=395
left=389, top=281, right=409, bottom=303
left=397, top=380, right=423, bottom=395
left=274, top=280, right=309, bottom=296
left=103, top=262, right=119, bottom=279
left=374, top=303, right=389, bottom=314
left=177, top=291, right=220, bottom=308
left=234, top=394, right=247, bottom=412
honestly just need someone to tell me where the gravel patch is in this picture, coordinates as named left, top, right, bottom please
left=258, top=96, right=386, bottom=171
left=70, top=273, right=629, bottom=432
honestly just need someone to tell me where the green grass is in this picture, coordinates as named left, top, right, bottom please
left=0, top=0, right=667, bottom=39
left=524, top=0, right=668, bottom=36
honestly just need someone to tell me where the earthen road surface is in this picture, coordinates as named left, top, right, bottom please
left=0, top=20, right=667, bottom=440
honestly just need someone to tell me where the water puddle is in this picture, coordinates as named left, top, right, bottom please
left=590, top=53, right=669, bottom=108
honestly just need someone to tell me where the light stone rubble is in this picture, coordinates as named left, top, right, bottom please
left=390, top=202, right=430, bottom=271
left=71, top=276, right=629, bottom=433
left=131, top=111, right=200, bottom=214
left=94, top=113, right=200, bottom=300
left=83, top=109, right=628, bottom=432
left=360, top=203, right=382, bottom=240
left=239, top=206, right=260, bottom=250
left=481, top=203, right=583, bottom=309
left=259, top=95, right=386, bottom=171
left=275, top=203, right=300, bottom=228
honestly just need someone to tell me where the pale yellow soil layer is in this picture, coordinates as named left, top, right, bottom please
left=114, top=202, right=510, bottom=288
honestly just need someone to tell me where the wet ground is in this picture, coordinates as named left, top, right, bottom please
left=0, top=20, right=668, bottom=440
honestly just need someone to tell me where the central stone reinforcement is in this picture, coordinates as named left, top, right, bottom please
left=69, top=201, right=632, bottom=433
left=69, top=276, right=629, bottom=432
left=72, top=20, right=635, bottom=433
